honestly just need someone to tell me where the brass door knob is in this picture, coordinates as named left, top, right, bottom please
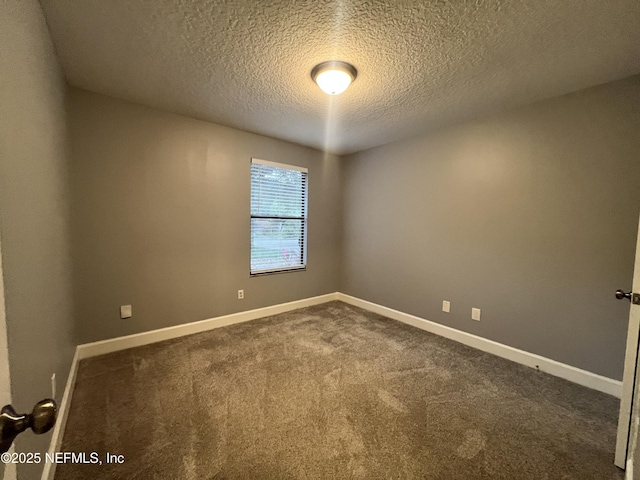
left=0, top=399, right=57, bottom=453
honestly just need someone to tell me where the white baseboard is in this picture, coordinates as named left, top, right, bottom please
left=76, top=290, right=622, bottom=396
left=42, top=290, right=622, bottom=480
left=3, top=446, right=17, bottom=480
left=337, top=293, right=622, bottom=398
left=40, top=292, right=338, bottom=480
left=77, top=292, right=339, bottom=360
left=41, top=348, right=81, bottom=480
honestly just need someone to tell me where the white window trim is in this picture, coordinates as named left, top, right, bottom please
left=250, top=158, right=308, bottom=276
left=251, top=158, right=308, bottom=173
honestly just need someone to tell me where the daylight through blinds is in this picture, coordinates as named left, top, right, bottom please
left=250, top=159, right=307, bottom=274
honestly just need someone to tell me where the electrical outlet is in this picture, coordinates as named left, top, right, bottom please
left=472, top=308, right=481, bottom=321
left=120, top=305, right=132, bottom=319
left=51, top=373, right=56, bottom=399
left=238, top=289, right=244, bottom=300
left=442, top=300, right=450, bottom=313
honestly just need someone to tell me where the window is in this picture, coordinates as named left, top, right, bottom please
left=250, top=158, right=308, bottom=275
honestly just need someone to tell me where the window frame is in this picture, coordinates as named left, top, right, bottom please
left=250, top=158, right=308, bottom=276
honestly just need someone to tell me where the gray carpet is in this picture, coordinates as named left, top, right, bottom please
left=56, top=301, right=623, bottom=479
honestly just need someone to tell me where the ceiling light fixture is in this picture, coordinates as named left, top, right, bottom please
left=311, top=61, right=357, bottom=95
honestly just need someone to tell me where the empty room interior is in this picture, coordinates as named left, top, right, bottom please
left=2, top=0, right=640, bottom=479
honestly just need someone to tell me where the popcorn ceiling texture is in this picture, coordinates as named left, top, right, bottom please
left=40, top=0, right=640, bottom=154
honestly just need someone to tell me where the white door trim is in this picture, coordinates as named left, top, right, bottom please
left=616, top=212, right=640, bottom=468
left=0, top=237, right=17, bottom=480
left=40, top=349, right=80, bottom=480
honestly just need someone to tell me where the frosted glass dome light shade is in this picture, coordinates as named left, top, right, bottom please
left=311, top=61, right=357, bottom=95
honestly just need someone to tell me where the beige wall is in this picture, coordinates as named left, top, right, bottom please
left=341, top=76, right=640, bottom=380
left=68, top=89, right=342, bottom=344
left=0, top=1, right=75, bottom=478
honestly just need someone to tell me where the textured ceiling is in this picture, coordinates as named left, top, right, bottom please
left=40, top=0, right=640, bottom=154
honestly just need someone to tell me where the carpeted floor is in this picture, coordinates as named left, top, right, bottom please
left=56, top=301, right=623, bottom=479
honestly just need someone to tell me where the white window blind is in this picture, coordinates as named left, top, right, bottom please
left=250, top=158, right=308, bottom=275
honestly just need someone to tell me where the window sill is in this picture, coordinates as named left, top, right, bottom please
left=250, top=267, right=306, bottom=277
